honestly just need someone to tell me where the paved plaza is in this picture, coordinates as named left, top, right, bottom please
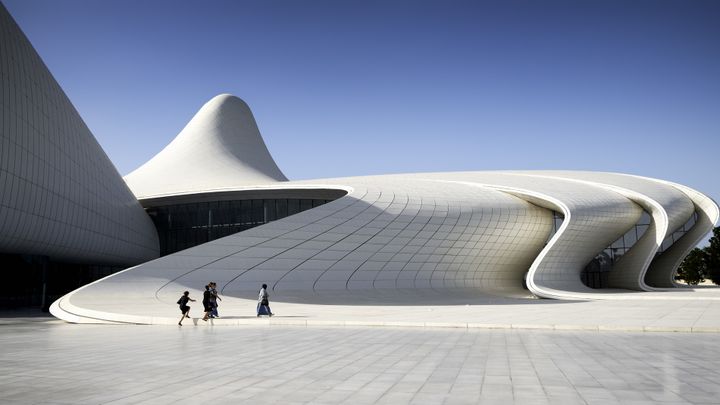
left=1, top=314, right=719, bottom=404
left=61, top=286, right=720, bottom=332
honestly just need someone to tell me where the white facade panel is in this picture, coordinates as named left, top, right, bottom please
left=0, top=4, right=159, bottom=265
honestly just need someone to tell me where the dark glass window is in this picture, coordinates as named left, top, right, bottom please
left=147, top=197, right=337, bottom=256
left=252, top=200, right=264, bottom=225
left=276, top=199, right=288, bottom=218
left=288, top=199, right=300, bottom=216
left=657, top=211, right=698, bottom=254
left=230, top=200, right=243, bottom=225
left=265, top=199, right=277, bottom=221
left=241, top=200, right=252, bottom=226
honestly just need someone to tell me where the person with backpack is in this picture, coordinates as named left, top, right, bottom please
left=177, top=291, right=195, bottom=326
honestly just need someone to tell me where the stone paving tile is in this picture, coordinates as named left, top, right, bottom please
left=0, top=321, right=719, bottom=404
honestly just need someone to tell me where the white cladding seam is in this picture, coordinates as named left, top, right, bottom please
left=124, top=94, right=288, bottom=199
left=0, top=3, right=159, bottom=265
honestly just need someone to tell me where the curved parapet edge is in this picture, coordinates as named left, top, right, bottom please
left=645, top=182, right=720, bottom=288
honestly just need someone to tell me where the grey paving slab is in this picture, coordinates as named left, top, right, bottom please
left=1, top=320, right=720, bottom=404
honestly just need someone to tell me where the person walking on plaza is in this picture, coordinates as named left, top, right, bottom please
left=177, top=291, right=195, bottom=326
left=202, top=285, right=213, bottom=321
left=257, top=283, right=273, bottom=317
left=209, top=282, right=222, bottom=318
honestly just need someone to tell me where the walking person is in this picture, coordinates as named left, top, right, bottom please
left=209, top=282, right=222, bottom=318
left=177, top=291, right=195, bottom=326
left=202, top=285, right=213, bottom=321
left=257, top=283, right=273, bottom=317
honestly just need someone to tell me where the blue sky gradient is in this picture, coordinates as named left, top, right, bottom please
left=5, top=0, right=720, bottom=240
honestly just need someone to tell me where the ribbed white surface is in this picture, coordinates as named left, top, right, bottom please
left=52, top=170, right=718, bottom=323
left=0, top=4, right=158, bottom=265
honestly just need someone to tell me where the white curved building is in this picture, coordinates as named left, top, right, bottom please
left=0, top=3, right=717, bottom=324
left=51, top=94, right=718, bottom=323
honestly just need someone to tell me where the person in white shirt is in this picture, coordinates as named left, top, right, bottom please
left=257, top=283, right=273, bottom=317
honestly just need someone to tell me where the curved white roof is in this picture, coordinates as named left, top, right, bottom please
left=52, top=170, right=720, bottom=324
left=124, top=94, right=287, bottom=199
left=51, top=98, right=720, bottom=324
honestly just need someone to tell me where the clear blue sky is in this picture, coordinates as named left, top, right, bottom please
left=5, top=0, right=720, bottom=235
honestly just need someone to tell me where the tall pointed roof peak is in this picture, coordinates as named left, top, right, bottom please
left=124, top=94, right=287, bottom=199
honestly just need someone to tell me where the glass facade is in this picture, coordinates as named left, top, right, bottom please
left=658, top=212, right=698, bottom=254
left=593, top=212, right=652, bottom=269
left=146, top=199, right=333, bottom=255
